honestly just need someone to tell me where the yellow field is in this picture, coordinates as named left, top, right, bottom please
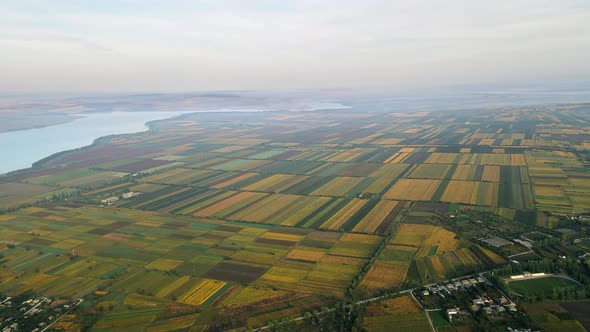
left=310, top=177, right=364, bottom=197
left=358, top=261, right=407, bottom=292
left=382, top=179, right=441, bottom=201
left=383, top=152, right=410, bottom=163
left=386, top=244, right=418, bottom=252
left=425, top=153, right=459, bottom=164
left=478, top=246, right=506, bottom=264
left=222, top=286, right=290, bottom=307
left=430, top=256, right=446, bottom=276
left=374, top=138, right=404, bottom=145
left=320, top=198, right=368, bottom=230
left=178, top=279, right=226, bottom=305
left=379, top=295, right=423, bottom=314
left=192, top=191, right=265, bottom=217
left=408, top=164, right=452, bottom=179
left=145, top=258, right=183, bottom=271
left=261, top=231, right=306, bottom=242
left=155, top=276, right=191, bottom=298
left=390, top=224, right=459, bottom=255
left=511, top=154, right=527, bottom=166
left=123, top=293, right=169, bottom=307
left=326, top=148, right=372, bottom=162
left=473, top=182, right=499, bottom=206
left=340, top=233, right=382, bottom=244
left=479, top=138, right=495, bottom=146
left=211, top=172, right=258, bottom=189
left=440, top=180, right=498, bottom=206
left=243, top=174, right=304, bottom=192
left=278, top=196, right=332, bottom=227
left=352, top=200, right=399, bottom=233
left=534, top=185, right=566, bottom=197
left=452, top=165, right=475, bottom=180
left=440, top=181, right=477, bottom=204
left=0, top=215, right=16, bottom=221
left=481, top=165, right=500, bottom=182
left=286, top=248, right=326, bottom=262
left=228, top=194, right=302, bottom=223
left=146, top=313, right=200, bottom=332
left=365, top=164, right=409, bottom=194
left=258, top=266, right=305, bottom=285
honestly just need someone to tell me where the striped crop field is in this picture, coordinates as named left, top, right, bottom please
left=178, top=279, right=228, bottom=305
left=310, top=177, right=365, bottom=197
left=352, top=200, right=401, bottom=234
left=383, top=179, right=442, bottom=201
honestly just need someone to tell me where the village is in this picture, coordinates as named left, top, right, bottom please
left=0, top=295, right=81, bottom=332
left=412, top=274, right=533, bottom=330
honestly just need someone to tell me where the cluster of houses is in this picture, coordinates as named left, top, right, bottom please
left=418, top=275, right=520, bottom=323
left=445, top=294, right=518, bottom=322
left=445, top=294, right=517, bottom=320
left=422, top=276, right=487, bottom=297
left=0, top=296, right=82, bottom=332
left=100, top=191, right=142, bottom=205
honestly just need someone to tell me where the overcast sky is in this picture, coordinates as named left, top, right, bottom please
left=1, top=0, right=589, bottom=94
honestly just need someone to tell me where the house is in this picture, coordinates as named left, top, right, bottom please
left=100, top=196, right=119, bottom=205
left=446, top=308, right=459, bottom=321
left=505, top=304, right=518, bottom=312
left=473, top=297, right=485, bottom=305
left=122, top=191, right=142, bottom=199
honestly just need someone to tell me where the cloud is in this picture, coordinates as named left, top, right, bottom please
left=0, top=0, right=589, bottom=93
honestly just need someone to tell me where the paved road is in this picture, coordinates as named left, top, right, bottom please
left=507, top=250, right=534, bottom=259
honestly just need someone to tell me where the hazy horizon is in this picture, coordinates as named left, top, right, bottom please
left=2, top=0, right=590, bottom=94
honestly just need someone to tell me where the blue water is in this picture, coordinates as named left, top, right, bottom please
left=0, top=111, right=188, bottom=175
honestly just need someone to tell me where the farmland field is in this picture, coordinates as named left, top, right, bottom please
left=0, top=102, right=588, bottom=330
left=523, top=302, right=586, bottom=332
left=363, top=295, right=431, bottom=332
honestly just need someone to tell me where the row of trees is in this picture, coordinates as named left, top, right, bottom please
left=259, top=302, right=364, bottom=332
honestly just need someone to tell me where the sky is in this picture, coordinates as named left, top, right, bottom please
left=1, top=0, right=590, bottom=94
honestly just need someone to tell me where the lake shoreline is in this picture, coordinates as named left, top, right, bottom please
left=0, top=111, right=192, bottom=176
left=0, top=104, right=352, bottom=176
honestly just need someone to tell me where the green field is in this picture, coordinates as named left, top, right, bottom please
left=510, top=277, right=579, bottom=297
left=428, top=310, right=452, bottom=328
